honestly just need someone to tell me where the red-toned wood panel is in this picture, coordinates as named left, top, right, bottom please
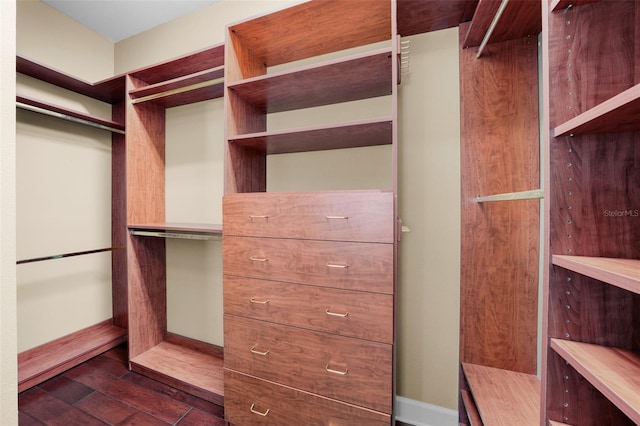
left=111, top=99, right=127, bottom=329
left=227, top=49, right=392, bottom=114
left=224, top=369, right=390, bottom=425
left=224, top=315, right=392, bottom=413
left=223, top=236, right=394, bottom=294
left=223, top=191, right=394, bottom=243
left=228, top=0, right=391, bottom=68
left=547, top=1, right=638, bottom=128
left=397, top=0, right=477, bottom=37
left=128, top=44, right=224, bottom=85
left=464, top=0, right=540, bottom=48
left=229, top=118, right=392, bottom=155
left=459, top=24, right=540, bottom=374
left=223, top=275, right=394, bottom=343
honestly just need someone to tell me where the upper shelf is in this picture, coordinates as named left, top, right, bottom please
left=228, top=117, right=392, bottom=155
left=227, top=0, right=391, bottom=68
left=552, top=255, right=640, bottom=295
left=128, top=223, right=222, bottom=241
left=227, top=48, right=392, bottom=114
left=397, top=0, right=478, bottom=36
left=17, top=56, right=125, bottom=104
left=463, top=0, right=541, bottom=48
left=17, top=94, right=125, bottom=134
left=553, top=84, right=640, bottom=137
left=129, top=66, right=224, bottom=108
left=550, top=0, right=600, bottom=12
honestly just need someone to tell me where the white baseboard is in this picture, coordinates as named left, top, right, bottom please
left=395, top=396, right=458, bottom=426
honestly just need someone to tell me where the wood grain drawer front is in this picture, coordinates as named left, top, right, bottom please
left=223, top=236, right=394, bottom=294
left=224, top=369, right=391, bottom=425
left=224, top=275, right=393, bottom=343
left=223, top=191, right=394, bottom=243
left=224, top=315, right=393, bottom=413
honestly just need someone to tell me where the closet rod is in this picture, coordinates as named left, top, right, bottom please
left=17, top=247, right=124, bottom=265
left=476, top=0, right=510, bottom=59
left=129, top=230, right=221, bottom=241
left=16, top=101, right=126, bottom=134
left=130, top=77, right=225, bottom=104
left=476, top=188, right=543, bottom=203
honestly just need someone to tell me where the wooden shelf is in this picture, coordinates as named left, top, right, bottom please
left=462, top=363, right=541, bottom=425
left=549, top=421, right=571, bottom=426
left=227, top=1, right=391, bottom=68
left=463, top=0, right=541, bottom=48
left=18, top=320, right=126, bottom=392
left=129, top=66, right=224, bottom=108
left=552, top=256, right=640, bottom=295
left=460, top=389, right=483, bottom=426
left=129, top=340, right=224, bottom=405
left=17, top=94, right=125, bottom=134
left=397, top=0, right=477, bottom=37
left=553, top=84, right=640, bottom=137
left=17, top=55, right=125, bottom=104
left=228, top=117, right=392, bottom=155
left=227, top=48, right=392, bottom=114
left=550, top=0, right=600, bottom=13
left=128, top=223, right=222, bottom=240
left=551, top=339, right=640, bottom=424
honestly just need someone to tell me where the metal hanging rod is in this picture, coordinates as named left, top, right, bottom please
left=129, top=230, right=221, bottom=241
left=17, top=247, right=124, bottom=265
left=130, top=77, right=225, bottom=104
left=476, top=0, right=510, bottom=59
left=16, top=101, right=126, bottom=134
left=476, top=188, right=544, bottom=203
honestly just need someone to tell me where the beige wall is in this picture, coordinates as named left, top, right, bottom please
left=11, top=0, right=462, bottom=413
left=1, top=0, right=17, bottom=423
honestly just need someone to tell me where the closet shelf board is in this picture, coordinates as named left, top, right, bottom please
left=552, top=256, right=640, bottom=295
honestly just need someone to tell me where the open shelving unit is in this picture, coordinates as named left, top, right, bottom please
left=541, top=0, right=640, bottom=425
left=222, top=1, right=397, bottom=423
left=15, top=56, right=127, bottom=392
left=457, top=1, right=542, bottom=424
left=123, top=44, right=226, bottom=404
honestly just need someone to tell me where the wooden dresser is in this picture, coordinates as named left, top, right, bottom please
left=223, top=191, right=395, bottom=424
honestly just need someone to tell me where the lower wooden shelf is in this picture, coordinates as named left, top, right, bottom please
left=550, top=338, right=640, bottom=424
left=129, top=339, right=224, bottom=405
left=18, top=319, right=126, bottom=392
left=462, top=362, right=540, bottom=426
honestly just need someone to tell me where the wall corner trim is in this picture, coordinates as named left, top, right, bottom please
left=395, top=396, right=458, bottom=426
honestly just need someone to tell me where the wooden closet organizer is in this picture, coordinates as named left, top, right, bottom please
left=221, top=0, right=398, bottom=423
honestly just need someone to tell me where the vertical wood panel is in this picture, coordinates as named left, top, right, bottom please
left=459, top=23, right=540, bottom=374
left=111, top=100, right=127, bottom=329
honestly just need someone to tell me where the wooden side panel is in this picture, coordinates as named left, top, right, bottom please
left=111, top=99, right=127, bottom=329
left=459, top=24, right=540, bottom=374
left=125, top=75, right=167, bottom=359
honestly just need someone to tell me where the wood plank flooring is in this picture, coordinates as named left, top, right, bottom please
left=18, top=343, right=412, bottom=425
left=18, top=344, right=225, bottom=425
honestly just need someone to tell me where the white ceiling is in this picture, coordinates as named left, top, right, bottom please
left=42, top=0, right=221, bottom=42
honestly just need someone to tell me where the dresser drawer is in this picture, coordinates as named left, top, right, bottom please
left=223, top=236, right=394, bottom=294
left=224, top=315, right=393, bottom=413
left=223, top=191, right=394, bottom=243
left=224, top=275, right=393, bottom=343
left=224, top=369, right=391, bottom=425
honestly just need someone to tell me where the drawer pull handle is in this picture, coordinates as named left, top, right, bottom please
left=325, top=364, right=349, bottom=375
left=250, top=345, right=270, bottom=356
left=325, top=309, right=349, bottom=318
left=325, top=215, right=349, bottom=220
left=249, top=215, right=269, bottom=219
left=326, top=263, right=349, bottom=269
left=249, top=256, right=269, bottom=262
left=250, top=297, right=270, bottom=305
left=250, top=403, right=270, bottom=417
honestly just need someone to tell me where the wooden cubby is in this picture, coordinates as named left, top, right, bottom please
left=542, top=0, right=640, bottom=425
left=123, top=44, right=226, bottom=404
left=15, top=56, right=127, bottom=392
left=458, top=1, right=542, bottom=423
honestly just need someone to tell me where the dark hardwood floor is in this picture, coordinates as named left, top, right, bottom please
left=19, top=343, right=412, bottom=425
left=18, top=344, right=225, bottom=425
